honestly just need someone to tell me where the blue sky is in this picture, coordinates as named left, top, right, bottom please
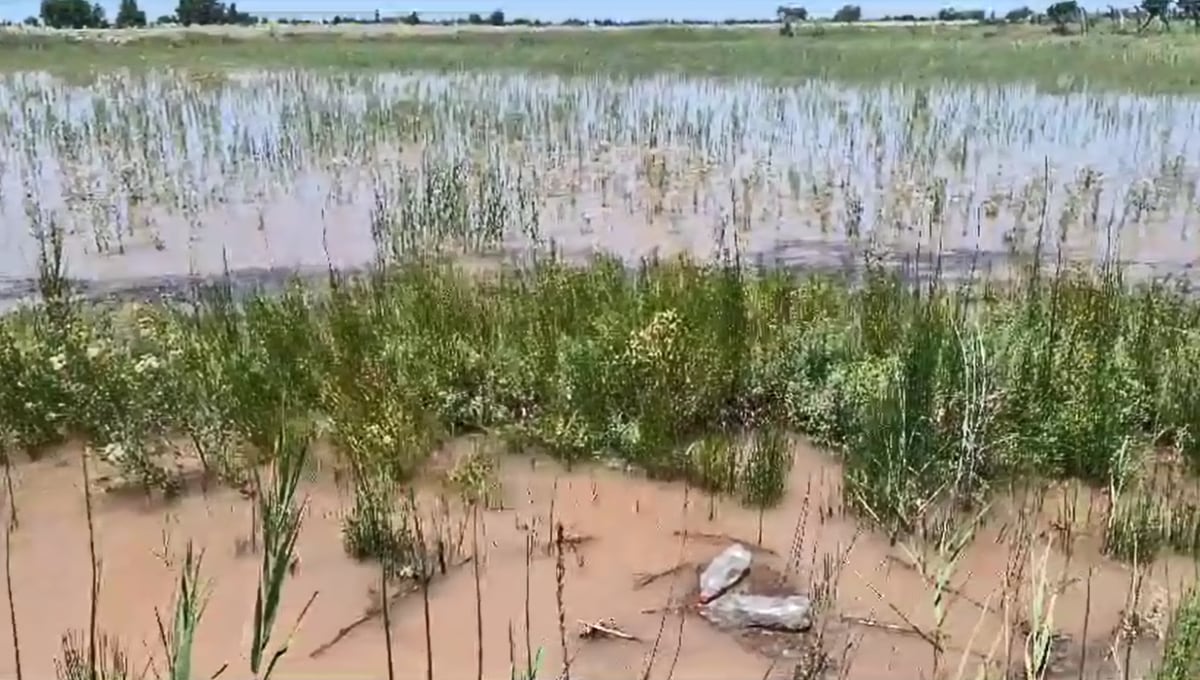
left=2, top=0, right=1112, bottom=24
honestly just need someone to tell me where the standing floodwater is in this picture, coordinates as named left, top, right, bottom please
left=1, top=70, right=1198, bottom=305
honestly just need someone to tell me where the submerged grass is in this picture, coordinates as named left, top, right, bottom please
left=4, top=250, right=1200, bottom=548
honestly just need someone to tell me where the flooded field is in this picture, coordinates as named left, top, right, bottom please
left=3, top=52, right=1200, bottom=680
left=0, top=71, right=1199, bottom=307
left=1, top=436, right=1191, bottom=680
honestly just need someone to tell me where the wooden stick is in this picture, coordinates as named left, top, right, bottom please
left=577, top=619, right=639, bottom=642
left=633, top=563, right=689, bottom=590
left=840, top=615, right=928, bottom=638
left=308, top=581, right=419, bottom=659
left=640, top=605, right=686, bottom=616
left=674, top=531, right=778, bottom=555
left=308, top=557, right=473, bottom=659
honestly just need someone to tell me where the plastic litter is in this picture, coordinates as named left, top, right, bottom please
left=701, top=593, right=813, bottom=632
left=698, top=543, right=752, bottom=604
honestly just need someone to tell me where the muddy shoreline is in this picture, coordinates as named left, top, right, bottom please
left=0, top=435, right=1187, bottom=680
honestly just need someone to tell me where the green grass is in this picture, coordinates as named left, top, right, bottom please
left=4, top=251, right=1200, bottom=542
left=1158, top=587, right=1200, bottom=680
left=4, top=24, right=1200, bottom=93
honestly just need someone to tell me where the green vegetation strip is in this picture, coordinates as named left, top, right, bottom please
left=5, top=254, right=1200, bottom=560
left=4, top=26, right=1200, bottom=94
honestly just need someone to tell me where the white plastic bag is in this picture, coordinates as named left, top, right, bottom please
left=702, top=593, right=813, bottom=632
left=698, top=543, right=752, bottom=603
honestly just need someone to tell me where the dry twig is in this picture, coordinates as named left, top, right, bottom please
left=633, top=563, right=690, bottom=590
left=308, top=557, right=473, bottom=658
left=578, top=619, right=639, bottom=642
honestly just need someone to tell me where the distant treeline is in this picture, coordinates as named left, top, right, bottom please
left=14, top=2, right=1199, bottom=31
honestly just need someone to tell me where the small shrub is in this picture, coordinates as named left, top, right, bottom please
left=342, top=471, right=416, bottom=576
left=447, top=442, right=502, bottom=507
left=740, top=428, right=791, bottom=509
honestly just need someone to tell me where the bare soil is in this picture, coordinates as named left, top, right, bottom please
left=0, top=436, right=1190, bottom=680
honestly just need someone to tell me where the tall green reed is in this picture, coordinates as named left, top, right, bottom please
left=248, top=421, right=315, bottom=680
left=155, top=542, right=208, bottom=680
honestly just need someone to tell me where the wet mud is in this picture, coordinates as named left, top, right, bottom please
left=0, top=436, right=1189, bottom=680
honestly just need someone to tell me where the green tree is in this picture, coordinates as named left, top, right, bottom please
left=938, top=7, right=986, bottom=21
left=226, top=2, right=253, bottom=24
left=777, top=4, right=806, bottom=35
left=832, top=4, right=861, bottom=22
left=115, top=0, right=147, bottom=27
left=466, top=12, right=483, bottom=24
left=488, top=9, right=505, bottom=25
left=402, top=11, right=420, bottom=25
left=1045, top=0, right=1081, bottom=32
left=174, top=0, right=227, bottom=25
left=39, top=0, right=106, bottom=28
left=1182, top=0, right=1200, bottom=29
left=777, top=5, right=808, bottom=21
left=1004, top=6, right=1033, bottom=22
left=1140, top=0, right=1173, bottom=31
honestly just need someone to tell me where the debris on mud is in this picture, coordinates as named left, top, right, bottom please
left=578, top=618, right=639, bottom=642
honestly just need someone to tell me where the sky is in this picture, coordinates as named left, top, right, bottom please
left=1, top=0, right=1115, bottom=25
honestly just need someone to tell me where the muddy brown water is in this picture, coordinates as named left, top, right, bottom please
left=0, top=437, right=1192, bottom=680
left=1, top=193, right=1195, bottom=313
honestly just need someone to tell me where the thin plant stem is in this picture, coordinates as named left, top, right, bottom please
left=1077, top=568, right=1093, bottom=680
left=663, top=484, right=691, bottom=680
left=3, top=451, right=17, bottom=530
left=4, top=460, right=21, bottom=680
left=554, top=523, right=569, bottom=680
left=381, top=563, right=395, bottom=680
left=473, top=503, right=484, bottom=680
left=641, top=485, right=690, bottom=680
left=410, top=498, right=434, bottom=680
left=524, top=530, right=534, bottom=680
left=507, top=620, right=516, bottom=680
left=81, top=449, right=100, bottom=680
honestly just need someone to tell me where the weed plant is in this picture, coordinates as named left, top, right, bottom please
left=54, top=632, right=134, bottom=680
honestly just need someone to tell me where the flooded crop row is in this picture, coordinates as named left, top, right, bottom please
left=1, top=70, right=1198, bottom=306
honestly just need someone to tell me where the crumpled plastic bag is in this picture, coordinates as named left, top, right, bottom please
left=701, top=593, right=813, bottom=632
left=698, top=543, right=752, bottom=604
